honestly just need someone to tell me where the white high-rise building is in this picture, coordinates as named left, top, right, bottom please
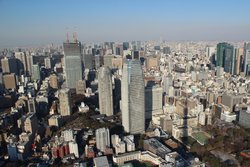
left=122, top=59, right=145, bottom=134
left=98, top=67, right=113, bottom=116
left=95, top=128, right=110, bottom=152
left=62, top=129, right=74, bottom=142
left=69, top=141, right=79, bottom=158
left=44, top=57, right=52, bottom=69
left=206, top=46, right=216, bottom=57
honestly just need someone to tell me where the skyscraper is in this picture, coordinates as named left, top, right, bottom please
left=103, top=55, right=115, bottom=68
left=244, top=42, right=250, bottom=75
left=216, top=42, right=235, bottom=74
left=63, top=40, right=83, bottom=89
left=26, top=54, right=33, bottom=76
left=31, top=64, right=40, bottom=81
left=206, top=46, right=216, bottom=58
left=44, top=57, right=52, bottom=69
left=15, top=51, right=28, bottom=75
left=145, top=85, right=163, bottom=118
left=122, top=59, right=145, bottom=134
left=131, top=41, right=141, bottom=51
left=123, top=42, right=129, bottom=50
left=83, top=54, right=94, bottom=69
left=98, top=67, right=113, bottom=116
left=245, top=50, right=250, bottom=76
left=1, top=57, right=18, bottom=75
left=59, top=88, right=72, bottom=116
left=3, top=73, right=17, bottom=90
left=235, top=48, right=244, bottom=75
left=95, top=128, right=110, bottom=152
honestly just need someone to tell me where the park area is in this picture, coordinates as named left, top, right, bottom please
left=191, top=131, right=211, bottom=145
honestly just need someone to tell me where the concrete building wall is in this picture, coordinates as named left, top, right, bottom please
left=98, top=67, right=113, bottom=116
left=122, top=60, right=145, bottom=134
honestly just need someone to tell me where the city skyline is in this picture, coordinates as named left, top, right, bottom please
left=1, top=0, right=250, bottom=47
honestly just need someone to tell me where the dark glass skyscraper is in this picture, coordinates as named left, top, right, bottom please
left=244, top=42, right=250, bottom=75
left=216, top=42, right=235, bottom=74
left=63, top=41, right=83, bottom=89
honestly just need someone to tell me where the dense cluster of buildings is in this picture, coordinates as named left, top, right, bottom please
left=0, top=38, right=250, bottom=166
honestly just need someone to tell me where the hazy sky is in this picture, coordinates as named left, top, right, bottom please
left=0, top=0, right=250, bottom=47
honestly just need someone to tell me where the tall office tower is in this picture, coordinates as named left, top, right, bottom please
left=245, top=50, right=250, bottom=76
left=95, top=128, right=110, bottom=152
left=122, top=59, right=145, bottom=134
left=69, top=141, right=79, bottom=158
left=162, top=74, right=173, bottom=93
left=98, top=67, right=113, bottom=116
left=26, top=54, right=33, bottom=76
left=123, top=42, right=129, bottom=50
left=114, top=77, right=121, bottom=112
left=31, top=64, right=40, bottom=81
left=216, top=43, right=227, bottom=67
left=113, top=44, right=123, bottom=56
left=59, top=88, right=72, bottom=116
left=216, top=42, right=235, bottom=74
left=104, top=42, right=114, bottom=50
left=63, top=40, right=83, bottom=89
left=44, top=57, right=52, bottom=69
left=244, top=42, right=250, bottom=75
left=83, top=54, right=94, bottom=69
left=131, top=41, right=141, bottom=51
left=235, top=48, right=244, bottom=75
left=206, top=46, right=216, bottom=58
left=1, top=57, right=18, bottom=75
left=224, top=47, right=236, bottom=74
left=103, top=55, right=115, bottom=68
left=15, top=52, right=28, bottom=75
left=3, top=73, right=17, bottom=90
left=145, top=85, right=163, bottom=119
left=95, top=55, right=100, bottom=69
